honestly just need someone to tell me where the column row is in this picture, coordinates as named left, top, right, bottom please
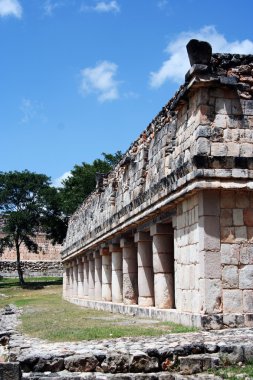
left=64, top=223, right=175, bottom=309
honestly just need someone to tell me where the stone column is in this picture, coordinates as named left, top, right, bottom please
left=77, top=257, right=84, bottom=298
left=63, top=264, right=69, bottom=298
left=88, top=254, right=95, bottom=299
left=150, top=223, right=174, bottom=309
left=101, top=247, right=112, bottom=301
left=134, top=231, right=154, bottom=307
left=69, top=264, right=73, bottom=297
left=94, top=251, right=102, bottom=300
left=120, top=237, right=138, bottom=305
left=82, top=255, right=89, bottom=297
left=72, top=260, right=78, bottom=297
left=109, top=244, right=123, bottom=303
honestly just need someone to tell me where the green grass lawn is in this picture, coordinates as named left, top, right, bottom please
left=0, top=277, right=196, bottom=342
left=210, top=362, right=253, bottom=379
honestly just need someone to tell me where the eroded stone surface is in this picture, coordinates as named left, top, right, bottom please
left=1, top=305, right=253, bottom=379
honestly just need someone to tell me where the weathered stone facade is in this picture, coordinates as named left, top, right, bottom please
left=62, top=41, right=253, bottom=329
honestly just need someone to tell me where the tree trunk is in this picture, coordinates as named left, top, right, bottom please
left=16, top=241, right=25, bottom=286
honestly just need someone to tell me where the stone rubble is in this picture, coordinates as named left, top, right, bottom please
left=1, top=305, right=253, bottom=379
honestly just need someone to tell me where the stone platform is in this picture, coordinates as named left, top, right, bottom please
left=1, top=305, right=253, bottom=379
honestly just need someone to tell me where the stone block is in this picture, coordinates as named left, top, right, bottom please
left=211, top=143, right=228, bottom=156
left=198, top=190, right=220, bottom=217
left=220, top=209, right=233, bottom=227
left=219, top=344, right=244, bottom=364
left=233, top=209, right=244, bottom=226
left=214, top=114, right=228, bottom=129
left=200, top=279, right=222, bottom=314
left=221, top=226, right=235, bottom=243
left=220, top=244, right=240, bottom=265
left=236, top=192, right=250, bottom=208
left=243, top=290, right=253, bottom=312
left=215, top=98, right=232, bottom=115
left=220, top=191, right=235, bottom=208
left=64, top=354, right=99, bottom=372
left=179, top=354, right=220, bottom=375
left=199, top=216, right=220, bottom=251
left=244, top=208, right=253, bottom=227
left=223, top=289, right=243, bottom=313
left=239, top=265, right=253, bottom=289
left=223, top=313, right=245, bottom=328
left=194, top=137, right=211, bottom=155
left=240, top=143, right=253, bottom=157
left=227, top=142, right=240, bottom=156
left=240, top=245, right=253, bottom=264
left=222, top=265, right=239, bottom=288
left=199, top=251, right=221, bottom=279
left=194, top=125, right=211, bottom=138
left=235, top=226, right=247, bottom=242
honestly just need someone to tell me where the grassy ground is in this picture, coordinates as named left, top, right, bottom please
left=0, top=277, right=196, bottom=342
left=210, top=362, right=253, bottom=379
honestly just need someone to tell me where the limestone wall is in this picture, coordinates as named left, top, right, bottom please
left=173, top=189, right=253, bottom=320
left=220, top=190, right=253, bottom=315
left=0, top=260, right=63, bottom=278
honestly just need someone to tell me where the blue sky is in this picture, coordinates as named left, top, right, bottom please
left=1, top=0, right=253, bottom=186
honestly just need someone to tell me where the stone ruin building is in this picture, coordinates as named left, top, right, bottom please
left=0, top=218, right=62, bottom=278
left=62, top=40, right=253, bottom=329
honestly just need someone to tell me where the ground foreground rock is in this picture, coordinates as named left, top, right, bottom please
left=1, top=305, right=253, bottom=379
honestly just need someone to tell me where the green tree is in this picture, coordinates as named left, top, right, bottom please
left=60, top=151, right=123, bottom=215
left=0, top=170, right=67, bottom=285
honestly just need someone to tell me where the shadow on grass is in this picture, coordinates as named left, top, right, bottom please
left=0, top=278, right=62, bottom=289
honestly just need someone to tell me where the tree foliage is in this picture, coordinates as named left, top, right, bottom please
left=0, top=170, right=67, bottom=284
left=60, top=151, right=123, bottom=215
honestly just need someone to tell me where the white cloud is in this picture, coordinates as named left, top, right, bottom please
left=157, top=0, right=168, bottom=9
left=80, top=61, right=120, bottom=102
left=43, top=0, right=62, bottom=16
left=20, top=98, right=46, bottom=124
left=81, top=1, right=120, bottom=13
left=150, top=26, right=253, bottom=88
left=52, top=171, right=72, bottom=188
left=0, top=0, right=22, bottom=18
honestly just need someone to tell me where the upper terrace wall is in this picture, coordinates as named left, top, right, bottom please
left=63, top=51, right=253, bottom=259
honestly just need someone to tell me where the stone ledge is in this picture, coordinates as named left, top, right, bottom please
left=64, top=297, right=253, bottom=330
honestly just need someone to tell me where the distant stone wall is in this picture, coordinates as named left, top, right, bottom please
left=0, top=233, right=62, bottom=261
left=0, top=260, right=63, bottom=278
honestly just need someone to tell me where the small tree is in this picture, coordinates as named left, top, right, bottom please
left=60, top=151, right=123, bottom=215
left=0, top=170, right=67, bottom=285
